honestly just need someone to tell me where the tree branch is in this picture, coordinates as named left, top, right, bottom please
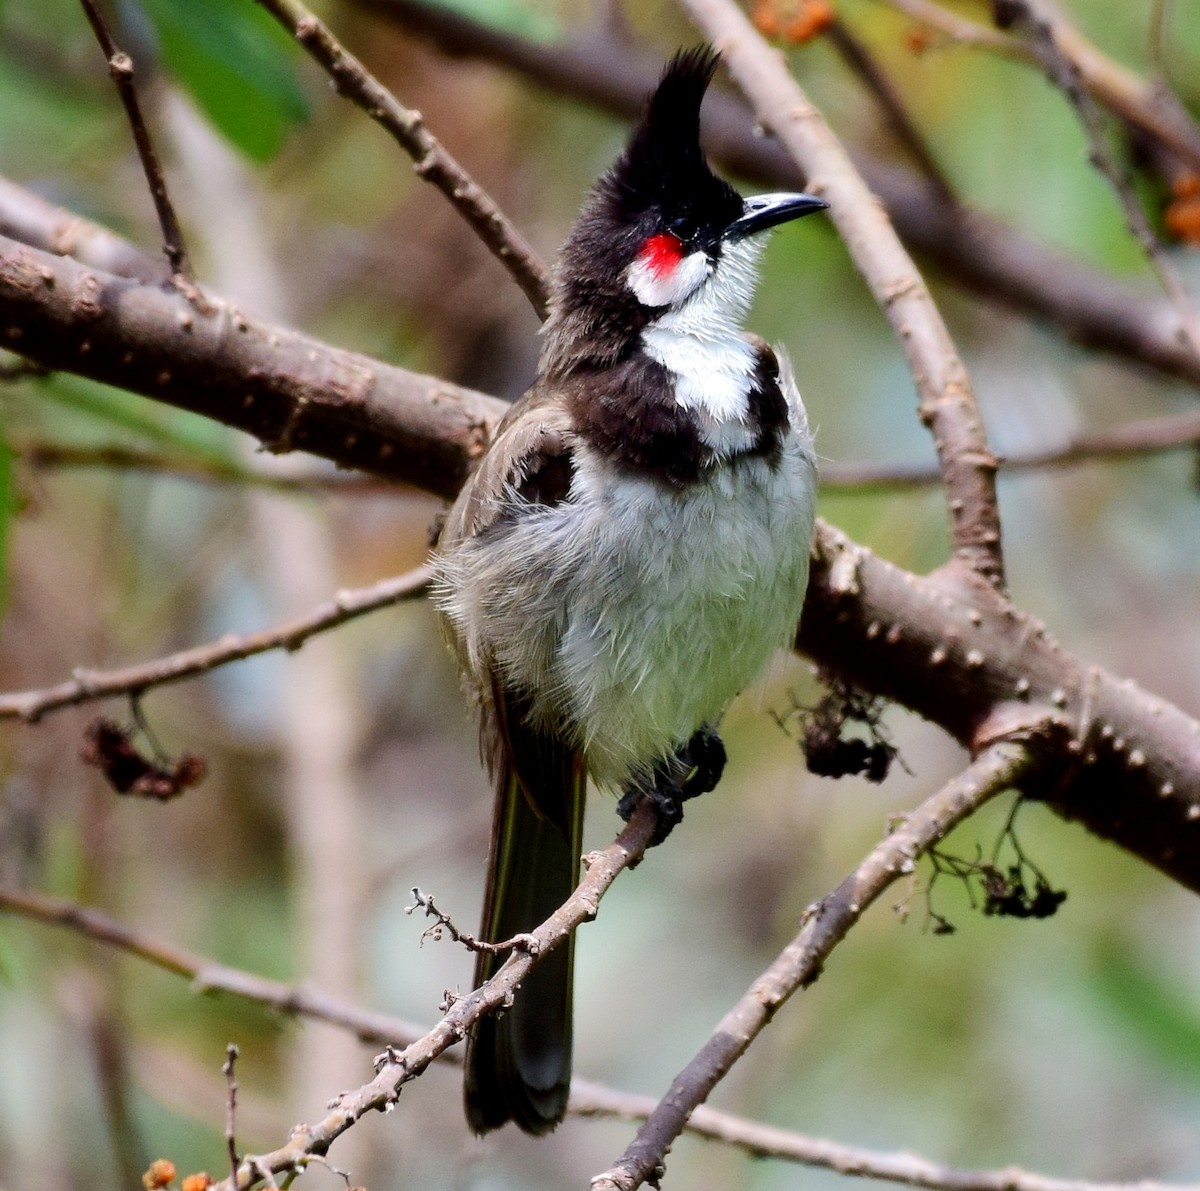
left=573, top=1079, right=1199, bottom=1191
left=1004, top=0, right=1200, bottom=364
left=4, top=226, right=1200, bottom=891
left=251, top=0, right=550, bottom=316
left=77, top=0, right=195, bottom=287
left=679, top=0, right=1005, bottom=588
left=0, top=230, right=501, bottom=500
left=208, top=800, right=659, bottom=1190
left=5, top=882, right=1192, bottom=1191
left=820, top=408, right=1200, bottom=490
left=590, top=742, right=1041, bottom=1191
left=16, top=439, right=394, bottom=494
left=825, top=15, right=955, bottom=203
left=0, top=564, right=430, bottom=722
left=881, top=0, right=1200, bottom=178
left=358, top=2, right=1200, bottom=389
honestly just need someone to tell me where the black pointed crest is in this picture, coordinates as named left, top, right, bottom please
left=603, top=45, right=741, bottom=228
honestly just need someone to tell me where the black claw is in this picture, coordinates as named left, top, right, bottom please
left=680, top=726, right=726, bottom=800
left=617, top=728, right=729, bottom=846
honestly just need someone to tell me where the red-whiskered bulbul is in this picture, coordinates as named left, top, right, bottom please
left=433, top=47, right=825, bottom=1135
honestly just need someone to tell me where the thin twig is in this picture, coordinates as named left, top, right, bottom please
left=879, top=0, right=1200, bottom=177
left=680, top=0, right=1006, bottom=588
left=820, top=408, right=1200, bottom=491
left=1005, top=0, right=1200, bottom=365
left=18, top=440, right=396, bottom=494
left=77, top=0, right=194, bottom=286
left=826, top=16, right=955, bottom=202
left=0, top=564, right=432, bottom=723
left=4, top=883, right=1195, bottom=1191
left=571, top=1080, right=1199, bottom=1191
left=405, top=887, right=533, bottom=954
left=591, top=741, right=1041, bottom=1191
left=223, top=1045, right=241, bottom=1186
left=252, top=0, right=550, bottom=317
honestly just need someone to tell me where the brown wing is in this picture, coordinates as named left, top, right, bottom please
left=439, top=381, right=577, bottom=549
left=443, top=384, right=587, bottom=1133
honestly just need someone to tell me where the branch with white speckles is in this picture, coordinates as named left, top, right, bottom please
left=3, top=228, right=1200, bottom=891
left=590, top=742, right=1041, bottom=1191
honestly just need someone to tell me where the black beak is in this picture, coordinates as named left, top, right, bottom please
left=726, top=191, right=829, bottom=240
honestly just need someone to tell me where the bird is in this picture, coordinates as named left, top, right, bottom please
left=432, top=45, right=826, bottom=1136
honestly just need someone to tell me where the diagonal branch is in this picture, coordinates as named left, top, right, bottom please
left=358, top=4, right=1200, bottom=391
left=825, top=15, right=955, bottom=202
left=0, top=565, right=431, bottom=723
left=881, top=0, right=1200, bottom=178
left=77, top=0, right=194, bottom=286
left=679, top=0, right=1005, bottom=588
left=590, top=741, right=1041, bottom=1191
left=1003, top=0, right=1200, bottom=364
left=5, top=883, right=1194, bottom=1191
left=207, top=800, right=659, bottom=1190
left=251, top=0, right=550, bottom=317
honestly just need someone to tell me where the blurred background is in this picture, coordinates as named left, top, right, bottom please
left=2, top=0, right=1200, bottom=1187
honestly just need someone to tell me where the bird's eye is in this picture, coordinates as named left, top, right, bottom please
left=667, top=215, right=696, bottom=241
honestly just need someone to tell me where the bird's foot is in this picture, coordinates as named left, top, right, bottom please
left=679, top=725, right=726, bottom=801
left=616, top=727, right=727, bottom=846
left=617, top=779, right=684, bottom=846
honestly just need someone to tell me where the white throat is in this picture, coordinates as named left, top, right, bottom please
left=632, top=237, right=766, bottom=455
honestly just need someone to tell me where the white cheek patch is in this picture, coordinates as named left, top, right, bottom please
left=626, top=249, right=710, bottom=309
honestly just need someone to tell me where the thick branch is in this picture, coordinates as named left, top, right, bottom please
left=4, top=884, right=1191, bottom=1191
left=591, top=743, right=1039, bottom=1190
left=680, top=0, right=1004, bottom=588
left=0, top=231, right=499, bottom=500
left=4, top=231, right=1200, bottom=890
left=799, top=526, right=1200, bottom=891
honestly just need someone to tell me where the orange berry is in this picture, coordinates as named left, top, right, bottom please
left=142, top=1159, right=177, bottom=1190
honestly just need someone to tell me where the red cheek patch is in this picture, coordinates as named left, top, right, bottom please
left=638, top=232, right=685, bottom=276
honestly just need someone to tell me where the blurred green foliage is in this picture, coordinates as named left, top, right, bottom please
left=138, top=0, right=308, bottom=162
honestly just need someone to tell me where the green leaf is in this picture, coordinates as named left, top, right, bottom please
left=137, top=0, right=309, bottom=161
